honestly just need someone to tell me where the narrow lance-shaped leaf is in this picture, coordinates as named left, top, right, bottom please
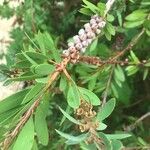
left=22, top=83, right=44, bottom=104
left=67, top=81, right=80, bottom=109
left=97, top=98, right=116, bottom=121
left=59, top=107, right=81, bottom=125
left=12, top=116, right=34, bottom=150
left=0, top=89, right=29, bottom=114
left=34, top=95, right=49, bottom=146
left=105, top=133, right=131, bottom=140
left=79, top=87, right=101, bottom=106
left=56, top=129, right=88, bottom=143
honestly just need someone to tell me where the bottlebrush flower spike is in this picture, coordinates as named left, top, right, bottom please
left=62, top=14, right=106, bottom=63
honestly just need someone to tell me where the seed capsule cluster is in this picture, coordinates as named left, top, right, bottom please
left=75, top=100, right=99, bottom=133
left=62, top=14, right=106, bottom=63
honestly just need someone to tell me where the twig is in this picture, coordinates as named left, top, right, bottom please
left=111, top=29, right=145, bottom=61
left=124, top=112, right=150, bottom=132
left=102, top=65, right=115, bottom=106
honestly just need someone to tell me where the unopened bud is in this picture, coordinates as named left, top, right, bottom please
left=82, top=40, right=89, bottom=47
left=79, top=34, right=87, bottom=41
left=73, top=35, right=81, bottom=44
left=98, top=21, right=106, bottom=28
left=75, top=42, right=83, bottom=50
left=68, top=42, right=74, bottom=47
left=96, top=29, right=101, bottom=34
left=62, top=50, right=69, bottom=56
left=90, top=19, right=97, bottom=25
left=78, top=29, right=85, bottom=35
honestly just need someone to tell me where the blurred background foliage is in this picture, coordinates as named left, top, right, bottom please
left=0, top=0, right=150, bottom=149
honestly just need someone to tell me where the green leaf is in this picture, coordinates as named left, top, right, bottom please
left=125, top=66, right=139, bottom=76
left=79, top=8, right=93, bottom=16
left=143, top=68, right=149, bottom=80
left=22, top=51, right=37, bottom=65
left=114, top=65, right=125, bottom=82
left=106, top=22, right=115, bottom=36
left=44, top=32, right=61, bottom=62
left=130, top=51, right=140, bottom=63
left=96, top=122, right=107, bottom=131
left=13, top=117, right=34, bottom=150
left=78, top=87, right=101, bottom=106
left=125, top=10, right=147, bottom=21
left=107, top=14, right=115, bottom=22
left=33, top=64, right=55, bottom=76
left=98, top=133, right=112, bottom=150
left=0, top=89, right=29, bottom=114
left=34, top=95, right=49, bottom=146
left=117, top=11, right=122, bottom=26
left=67, top=82, right=80, bottom=108
left=22, top=83, right=44, bottom=104
left=124, top=20, right=144, bottom=28
left=82, top=0, right=99, bottom=13
left=35, top=31, right=46, bottom=55
left=111, top=140, right=123, bottom=150
left=89, top=38, right=98, bottom=52
left=56, top=129, right=88, bottom=142
left=59, top=107, right=81, bottom=125
left=97, top=2, right=106, bottom=16
left=97, top=98, right=116, bottom=121
left=105, top=133, right=131, bottom=140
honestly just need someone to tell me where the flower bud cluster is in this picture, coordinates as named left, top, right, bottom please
left=62, top=14, right=106, bottom=63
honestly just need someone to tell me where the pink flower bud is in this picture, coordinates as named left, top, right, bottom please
left=63, top=50, right=69, bottom=56
left=79, top=34, right=87, bottom=41
left=68, top=42, right=74, bottom=47
left=82, top=40, right=89, bottom=47
left=96, top=17, right=103, bottom=23
left=91, top=14, right=98, bottom=19
left=84, top=23, right=91, bottom=28
left=73, top=35, right=81, bottom=44
left=87, top=31, right=96, bottom=39
left=91, top=23, right=99, bottom=32
left=75, top=42, right=83, bottom=50
left=78, top=29, right=85, bottom=35
left=96, top=29, right=101, bottom=34
left=84, top=23, right=92, bottom=32
left=90, top=19, right=97, bottom=25
left=87, top=39, right=92, bottom=44
left=81, top=48, right=86, bottom=53
left=98, top=21, right=106, bottom=28
left=68, top=46, right=76, bottom=53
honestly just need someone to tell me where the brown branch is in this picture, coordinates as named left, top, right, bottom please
left=2, top=57, right=70, bottom=150
left=111, top=29, right=145, bottom=61
left=79, top=56, right=148, bottom=67
left=102, top=65, right=115, bottom=106
left=124, top=112, right=150, bottom=132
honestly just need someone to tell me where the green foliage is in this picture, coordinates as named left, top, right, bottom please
left=0, top=0, right=150, bottom=149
